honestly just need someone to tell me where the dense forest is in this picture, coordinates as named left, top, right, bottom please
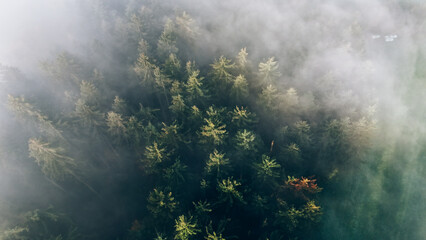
left=1, top=0, right=426, bottom=239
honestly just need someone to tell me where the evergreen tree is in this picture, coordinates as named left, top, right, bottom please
left=157, top=19, right=178, bottom=59
left=112, top=96, right=127, bottom=115
left=148, top=189, right=178, bottom=219
left=236, top=48, right=248, bottom=70
left=205, top=149, right=229, bottom=177
left=254, top=155, right=280, bottom=182
left=28, top=138, right=76, bottom=181
left=200, top=118, right=227, bottom=146
left=217, top=177, right=245, bottom=206
left=230, top=75, right=249, bottom=103
left=258, top=57, right=281, bottom=86
left=174, top=215, right=200, bottom=240
left=141, top=141, right=169, bottom=174
left=210, top=56, right=235, bottom=97
left=106, top=111, right=127, bottom=142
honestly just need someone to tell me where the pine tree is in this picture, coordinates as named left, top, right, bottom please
left=230, top=75, right=249, bottom=103
left=79, top=80, right=99, bottom=106
left=157, top=19, right=178, bottom=59
left=211, top=56, right=235, bottom=84
left=128, top=13, right=144, bottom=39
left=175, top=12, right=197, bottom=42
left=126, top=116, right=144, bottom=147
left=230, top=106, right=257, bottom=129
left=106, top=111, right=127, bottom=142
left=154, top=66, right=171, bottom=105
left=134, top=53, right=155, bottom=86
left=141, top=141, right=169, bottom=174
left=8, top=95, right=63, bottom=139
left=205, top=231, right=225, bottom=240
left=174, top=215, right=200, bottom=240
left=293, top=121, right=311, bottom=147
left=234, top=129, right=257, bottom=152
left=74, top=99, right=104, bottom=129
left=148, top=189, right=178, bottom=218
left=210, top=56, right=235, bottom=96
left=164, top=53, right=182, bottom=79
left=258, top=84, right=281, bottom=113
left=258, top=57, right=281, bottom=86
left=200, top=119, right=227, bottom=146
left=169, top=94, right=186, bottom=114
left=112, top=96, right=127, bottom=115
left=28, top=138, right=76, bottom=181
left=236, top=48, right=248, bottom=69
left=205, top=149, right=229, bottom=177
left=186, top=68, right=205, bottom=104
left=164, top=159, right=188, bottom=185
left=217, top=177, right=245, bottom=206
left=254, top=155, right=280, bottom=182
left=40, top=52, right=81, bottom=87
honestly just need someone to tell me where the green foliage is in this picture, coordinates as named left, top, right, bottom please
left=1, top=208, right=79, bottom=240
left=148, top=189, right=178, bottom=218
left=106, top=111, right=127, bottom=141
left=193, top=200, right=212, bottom=216
left=210, top=56, right=235, bottom=96
left=258, top=84, right=281, bottom=113
left=211, top=56, right=235, bottom=84
left=281, top=143, right=301, bottom=162
left=205, top=231, right=225, bottom=240
left=236, top=48, right=248, bottom=69
left=230, top=75, right=249, bottom=103
left=137, top=39, right=150, bottom=55
left=134, top=53, right=155, bottom=86
left=28, top=138, right=76, bottom=181
left=175, top=12, right=197, bottom=42
left=206, top=106, right=226, bottom=124
left=200, top=119, right=227, bottom=146
left=40, top=52, right=81, bottom=87
left=292, top=120, right=311, bottom=146
left=283, top=88, right=299, bottom=108
left=3, top=3, right=385, bottom=239
left=174, top=215, right=200, bottom=240
left=154, top=232, right=168, bottom=240
left=254, top=155, right=281, bottom=181
left=154, top=67, right=172, bottom=102
left=205, top=150, right=229, bottom=176
left=157, top=19, right=178, bottom=59
left=230, top=106, right=257, bottom=129
left=159, top=122, right=182, bottom=150
left=141, top=121, right=159, bottom=143
left=164, top=159, right=188, bottom=184
left=276, top=200, right=322, bottom=232
left=258, top=57, right=281, bottom=85
left=170, top=81, right=183, bottom=96
left=186, top=68, right=205, bottom=104
left=112, top=96, right=127, bottom=114
left=2, top=227, right=29, bottom=240
left=164, top=54, right=182, bottom=79
left=141, top=141, right=169, bottom=174
left=126, top=116, right=144, bottom=146
left=234, top=129, right=257, bottom=152
left=74, top=99, right=104, bottom=129
left=217, top=177, right=245, bottom=206
left=79, top=80, right=99, bottom=106
left=7, top=95, right=63, bottom=139
left=170, top=94, right=186, bottom=114
left=128, top=13, right=144, bottom=38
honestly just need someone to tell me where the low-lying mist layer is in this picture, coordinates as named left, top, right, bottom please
left=1, top=0, right=426, bottom=239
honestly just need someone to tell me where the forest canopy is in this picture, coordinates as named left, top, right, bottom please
left=1, top=0, right=426, bottom=240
